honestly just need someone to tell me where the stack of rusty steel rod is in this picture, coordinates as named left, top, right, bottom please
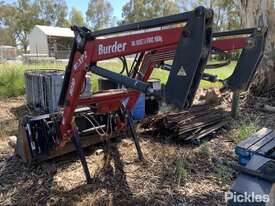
left=141, top=104, right=229, bottom=144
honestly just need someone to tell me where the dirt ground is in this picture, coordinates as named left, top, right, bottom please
left=0, top=91, right=274, bottom=206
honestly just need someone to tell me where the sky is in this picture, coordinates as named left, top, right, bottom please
left=4, top=0, right=194, bottom=21
left=4, top=0, right=128, bottom=20
left=59, top=0, right=128, bottom=20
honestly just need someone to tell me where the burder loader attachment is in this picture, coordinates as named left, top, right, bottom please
left=16, top=6, right=267, bottom=184
left=17, top=7, right=214, bottom=183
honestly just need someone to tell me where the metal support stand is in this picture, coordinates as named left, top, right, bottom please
left=126, top=112, right=144, bottom=160
left=71, top=129, right=92, bottom=184
left=231, top=90, right=240, bottom=119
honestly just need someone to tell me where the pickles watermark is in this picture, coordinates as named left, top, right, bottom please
left=225, top=192, right=270, bottom=203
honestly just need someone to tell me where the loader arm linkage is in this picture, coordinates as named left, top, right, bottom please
left=58, top=6, right=214, bottom=145
left=18, top=6, right=267, bottom=184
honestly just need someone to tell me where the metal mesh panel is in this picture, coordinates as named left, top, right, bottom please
left=24, top=70, right=91, bottom=113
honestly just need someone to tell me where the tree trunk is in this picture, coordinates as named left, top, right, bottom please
left=234, top=0, right=275, bottom=94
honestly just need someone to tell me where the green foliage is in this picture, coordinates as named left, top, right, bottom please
left=70, top=7, right=84, bottom=27
left=0, top=63, right=64, bottom=98
left=120, top=0, right=241, bottom=31
left=191, top=0, right=241, bottom=31
left=175, top=160, right=188, bottom=186
left=228, top=118, right=260, bottom=143
left=121, top=0, right=179, bottom=24
left=215, top=164, right=232, bottom=186
left=0, top=0, right=245, bottom=50
left=0, top=0, right=69, bottom=51
left=86, top=0, right=113, bottom=30
left=0, top=0, right=40, bottom=52
left=199, top=142, right=210, bottom=158
left=0, top=60, right=235, bottom=98
left=34, top=0, right=69, bottom=27
left=0, top=27, right=16, bottom=46
left=0, top=66, right=24, bottom=97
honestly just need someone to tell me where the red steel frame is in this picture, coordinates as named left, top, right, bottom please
left=59, top=26, right=249, bottom=146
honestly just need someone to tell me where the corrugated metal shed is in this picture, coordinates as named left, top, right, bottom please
left=29, top=25, right=74, bottom=59
left=35, top=25, right=74, bottom=38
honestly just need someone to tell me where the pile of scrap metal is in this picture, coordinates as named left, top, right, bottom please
left=15, top=6, right=267, bottom=184
left=141, top=104, right=229, bottom=144
left=228, top=128, right=275, bottom=206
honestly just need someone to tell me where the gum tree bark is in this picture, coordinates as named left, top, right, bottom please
left=234, top=0, right=275, bottom=94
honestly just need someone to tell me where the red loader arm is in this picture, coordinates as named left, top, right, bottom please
left=58, top=6, right=214, bottom=145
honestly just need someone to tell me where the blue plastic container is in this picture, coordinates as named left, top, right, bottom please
left=235, top=146, right=254, bottom=166
left=132, top=93, right=145, bottom=120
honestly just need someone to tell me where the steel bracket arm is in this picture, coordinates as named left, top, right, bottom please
left=165, top=7, right=213, bottom=109
left=225, top=27, right=268, bottom=90
left=211, top=27, right=268, bottom=90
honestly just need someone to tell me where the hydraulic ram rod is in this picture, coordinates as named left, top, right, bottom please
left=90, top=65, right=153, bottom=94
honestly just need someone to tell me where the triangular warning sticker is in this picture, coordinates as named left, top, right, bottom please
left=177, top=66, right=187, bottom=76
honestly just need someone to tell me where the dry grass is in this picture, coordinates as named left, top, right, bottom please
left=0, top=96, right=236, bottom=205
left=1, top=89, right=273, bottom=205
left=227, top=117, right=261, bottom=143
left=0, top=135, right=235, bottom=206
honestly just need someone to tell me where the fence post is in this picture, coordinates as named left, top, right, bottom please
left=231, top=89, right=240, bottom=119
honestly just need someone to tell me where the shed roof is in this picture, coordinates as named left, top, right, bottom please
left=35, top=25, right=74, bottom=38
left=0, top=45, right=16, bottom=49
